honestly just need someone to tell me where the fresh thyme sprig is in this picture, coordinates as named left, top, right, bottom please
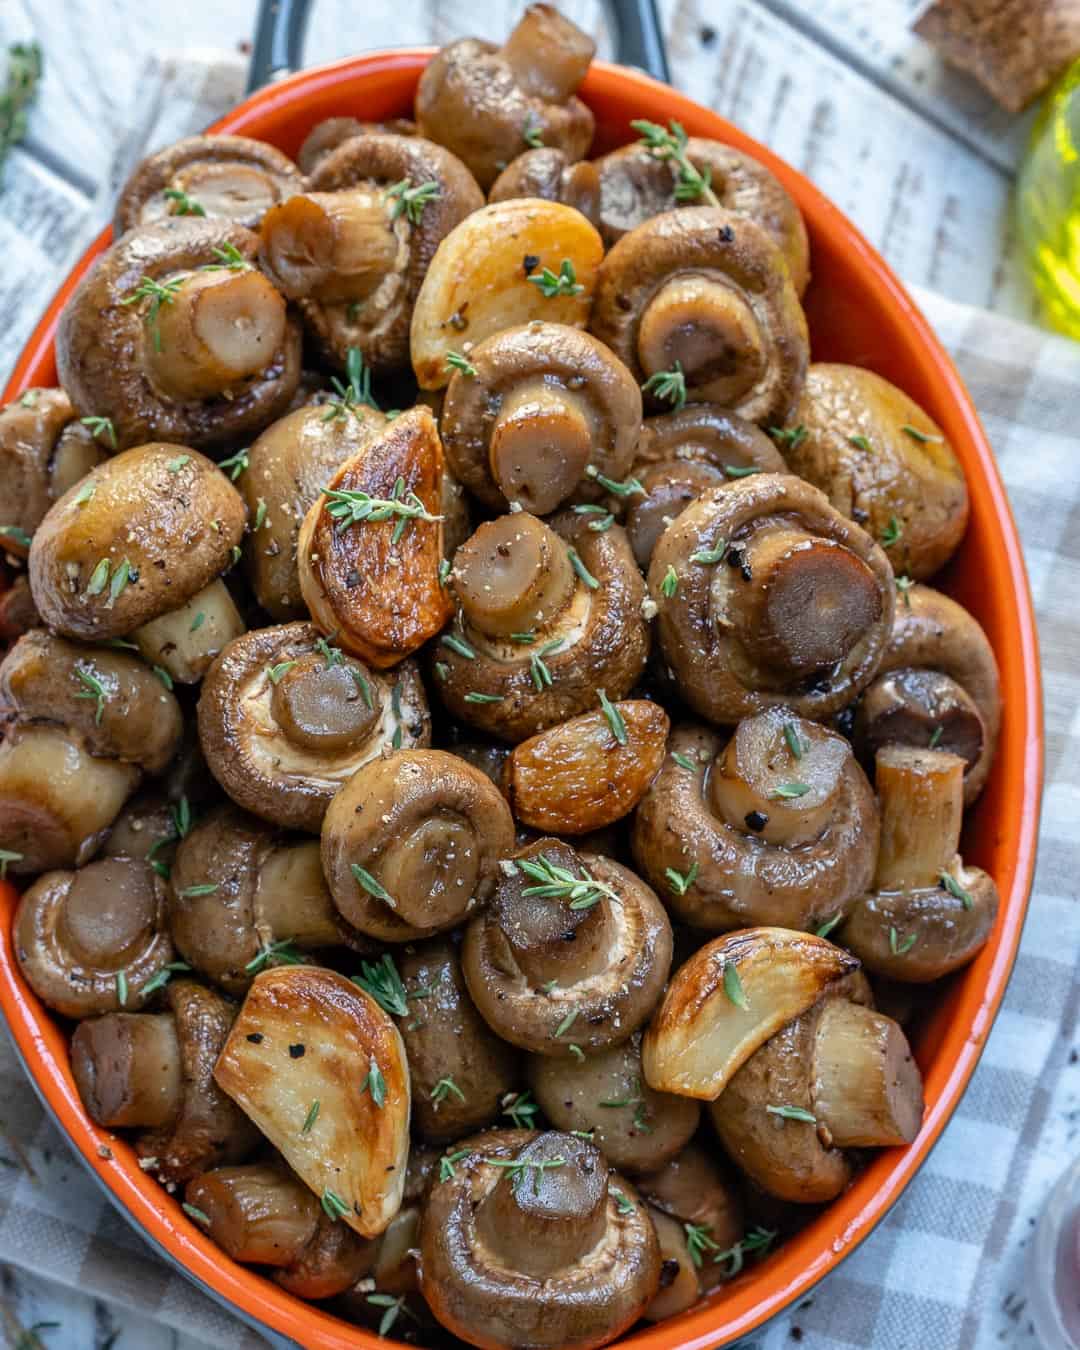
left=74, top=667, right=108, bottom=724
left=599, top=1077, right=652, bottom=1133
left=352, top=953, right=431, bottom=1017
left=489, top=1154, right=567, bottom=1193
left=598, top=689, right=628, bottom=745
left=641, top=361, right=687, bottom=410
left=200, top=242, right=251, bottom=273
left=502, top=1090, right=541, bottom=1129
left=714, top=1225, right=777, bottom=1276
left=528, top=258, right=583, bottom=298
left=584, top=464, right=645, bottom=497
left=217, top=447, right=249, bottom=480
left=430, top=1076, right=466, bottom=1108
left=244, top=938, right=304, bottom=974
left=120, top=275, right=183, bottom=352
left=630, top=119, right=720, bottom=205
left=360, top=1055, right=387, bottom=1107
left=513, top=851, right=620, bottom=911
left=324, top=475, right=442, bottom=543
left=385, top=178, right=441, bottom=224
left=529, top=638, right=564, bottom=690
left=445, top=350, right=477, bottom=377
left=323, top=346, right=380, bottom=420
left=80, top=415, right=117, bottom=449
left=665, top=861, right=698, bottom=896
left=163, top=187, right=205, bottom=217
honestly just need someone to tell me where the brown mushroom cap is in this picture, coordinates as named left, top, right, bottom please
left=414, top=6, right=596, bottom=191
left=594, top=139, right=810, bottom=294
left=635, top=1142, right=744, bottom=1293
left=296, top=117, right=418, bottom=175
left=261, top=132, right=483, bottom=373
left=781, top=364, right=969, bottom=579
left=419, top=1128, right=660, bottom=1350
left=854, top=583, right=1001, bottom=804
left=462, top=839, right=672, bottom=1056
left=489, top=148, right=601, bottom=226
left=0, top=629, right=183, bottom=774
left=114, top=134, right=303, bottom=234
left=440, top=322, right=642, bottom=514
left=528, top=1029, right=700, bottom=1172
left=102, top=790, right=180, bottom=867
left=321, top=749, right=516, bottom=942
left=0, top=575, right=41, bottom=642
left=394, top=939, right=518, bottom=1141
left=56, top=218, right=301, bottom=451
left=241, top=404, right=389, bottom=620
left=435, top=509, right=649, bottom=743
left=198, top=622, right=430, bottom=833
left=632, top=715, right=879, bottom=931
left=648, top=473, right=895, bottom=725
left=28, top=443, right=245, bottom=641
left=184, top=1161, right=321, bottom=1266
left=15, top=857, right=174, bottom=1017
left=591, top=209, right=809, bottom=426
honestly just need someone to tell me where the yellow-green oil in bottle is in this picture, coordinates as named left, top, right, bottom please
left=1018, top=59, right=1080, bottom=337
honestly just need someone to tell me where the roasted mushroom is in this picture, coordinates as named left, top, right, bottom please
left=463, top=837, right=672, bottom=1056
left=419, top=1129, right=660, bottom=1350
left=198, top=623, right=430, bottom=833
left=414, top=5, right=596, bottom=191
left=779, top=364, right=969, bottom=579
left=0, top=575, right=40, bottom=641
left=0, top=387, right=107, bottom=558
left=388, top=940, right=518, bottom=1141
left=259, top=133, right=483, bottom=373
left=102, top=790, right=181, bottom=870
left=591, top=209, right=809, bottom=426
left=27, top=444, right=247, bottom=682
left=71, top=977, right=258, bottom=1183
left=168, top=805, right=370, bottom=995
left=0, top=630, right=184, bottom=872
left=296, top=117, right=418, bottom=175
left=115, top=135, right=303, bottom=233
left=839, top=746, right=999, bottom=982
left=297, top=406, right=453, bottom=668
left=632, top=712, right=879, bottom=931
left=15, top=857, right=176, bottom=1017
left=527, top=1029, right=699, bottom=1173
left=623, top=404, right=784, bottom=569
left=593, top=136, right=809, bottom=294
left=184, top=1160, right=373, bottom=1298
left=854, top=583, right=1001, bottom=804
left=649, top=474, right=895, bottom=725
left=435, top=509, right=649, bottom=742
left=439, top=322, right=642, bottom=514
left=489, top=148, right=601, bottom=225
left=56, top=218, right=301, bottom=452
left=321, top=749, right=515, bottom=942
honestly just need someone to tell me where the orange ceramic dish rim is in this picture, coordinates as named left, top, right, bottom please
left=0, top=49, right=1043, bottom=1350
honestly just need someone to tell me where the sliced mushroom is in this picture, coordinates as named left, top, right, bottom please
left=419, top=1129, right=660, bottom=1350
left=440, top=322, right=642, bottom=513
left=297, top=117, right=418, bottom=175
left=72, top=978, right=258, bottom=1183
left=240, top=403, right=389, bottom=620
left=115, top=135, right=303, bottom=233
left=780, top=364, right=969, bottom=579
left=839, top=745, right=999, bottom=982
left=198, top=623, right=430, bottom=833
left=214, top=966, right=411, bottom=1239
left=260, top=133, right=483, bottom=373
left=168, top=805, right=370, bottom=995
left=624, top=405, right=784, bottom=568
left=642, top=926, right=859, bottom=1100
left=297, top=406, right=452, bottom=667
left=591, top=209, right=809, bottom=426
left=648, top=474, right=895, bottom=725
left=410, top=200, right=603, bottom=390
left=15, top=857, right=175, bottom=1017
left=463, top=837, right=672, bottom=1057
left=631, top=713, right=879, bottom=931
left=505, top=698, right=669, bottom=835
left=854, top=583, right=1000, bottom=804
left=528, top=1029, right=699, bottom=1173
left=489, top=148, right=601, bottom=225
left=321, top=749, right=515, bottom=942
left=415, top=5, right=596, bottom=190
left=434, top=509, right=649, bottom=742
left=56, top=219, right=301, bottom=451
left=392, top=939, right=518, bottom=1141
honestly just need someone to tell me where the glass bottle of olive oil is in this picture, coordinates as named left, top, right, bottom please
left=1017, top=60, right=1080, bottom=338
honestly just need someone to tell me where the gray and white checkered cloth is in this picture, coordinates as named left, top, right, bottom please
left=1, top=55, right=1078, bottom=1350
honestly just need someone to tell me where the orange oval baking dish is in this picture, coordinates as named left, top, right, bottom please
left=0, top=50, right=1043, bottom=1350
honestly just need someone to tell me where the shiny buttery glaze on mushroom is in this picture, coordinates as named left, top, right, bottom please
left=0, top=8, right=1002, bottom=1348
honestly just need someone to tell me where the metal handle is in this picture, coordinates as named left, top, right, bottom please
left=247, top=0, right=669, bottom=92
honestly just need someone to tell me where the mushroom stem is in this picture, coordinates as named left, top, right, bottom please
left=730, top=528, right=883, bottom=674
left=874, top=746, right=964, bottom=890
left=499, top=3, right=595, bottom=102
left=70, top=1012, right=183, bottom=1129
left=811, top=999, right=923, bottom=1148
left=474, top=1133, right=607, bottom=1279
left=269, top=653, right=381, bottom=751
left=148, top=268, right=287, bottom=402
left=255, top=841, right=346, bottom=949
left=134, top=578, right=245, bottom=684
left=363, top=815, right=482, bottom=931
left=488, top=380, right=592, bottom=513
left=259, top=190, right=400, bottom=303
left=452, top=513, right=576, bottom=638
left=184, top=1164, right=320, bottom=1265
left=637, top=275, right=764, bottom=403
